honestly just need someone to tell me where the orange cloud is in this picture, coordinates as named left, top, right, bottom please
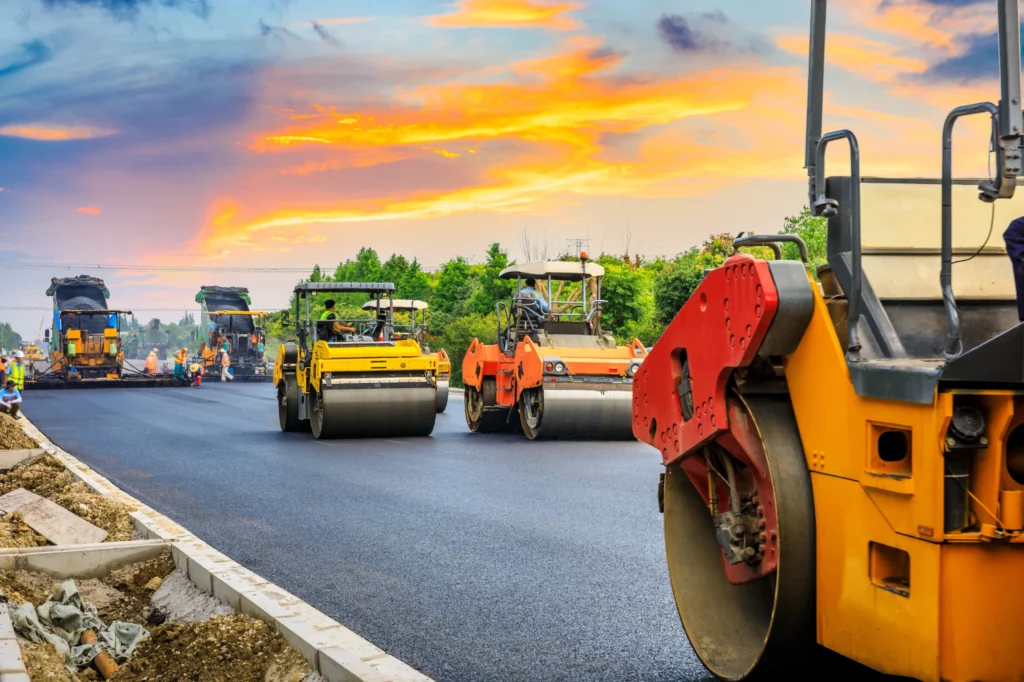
left=776, top=32, right=928, bottom=82
left=251, top=37, right=758, bottom=162
left=201, top=45, right=807, bottom=252
left=836, top=0, right=994, bottom=52
left=427, top=0, right=583, bottom=30
left=0, top=124, right=116, bottom=141
left=76, top=206, right=102, bottom=215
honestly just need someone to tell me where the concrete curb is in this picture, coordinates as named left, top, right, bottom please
left=0, top=598, right=28, bottom=681
left=13, top=415, right=436, bottom=682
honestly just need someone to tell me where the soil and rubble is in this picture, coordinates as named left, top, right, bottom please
left=0, top=413, right=41, bottom=451
left=0, top=455, right=135, bottom=545
left=1, top=551, right=325, bottom=682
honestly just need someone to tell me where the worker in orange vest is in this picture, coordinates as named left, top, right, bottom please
left=220, top=351, right=233, bottom=382
left=144, top=348, right=158, bottom=374
left=0, top=354, right=8, bottom=386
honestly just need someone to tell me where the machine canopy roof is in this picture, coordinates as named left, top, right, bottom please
left=499, top=261, right=604, bottom=280
left=293, top=282, right=395, bottom=293
left=46, top=275, right=110, bottom=299
left=196, top=286, right=251, bottom=305
left=361, top=299, right=427, bottom=311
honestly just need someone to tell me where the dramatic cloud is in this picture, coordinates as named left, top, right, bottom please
left=310, top=21, right=341, bottom=47
left=428, top=0, right=584, bottom=30
left=76, top=206, right=101, bottom=214
left=39, top=0, right=210, bottom=21
left=0, top=123, right=116, bottom=141
left=199, top=34, right=805, bottom=251
left=657, top=13, right=769, bottom=55
left=0, top=40, right=55, bottom=79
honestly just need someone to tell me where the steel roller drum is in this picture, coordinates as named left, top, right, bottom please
left=313, top=382, right=437, bottom=438
left=524, top=381, right=635, bottom=440
left=435, top=380, right=449, bottom=413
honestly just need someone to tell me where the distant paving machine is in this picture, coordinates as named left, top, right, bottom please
left=462, top=257, right=646, bottom=439
left=275, top=282, right=438, bottom=438
left=631, top=1, right=1024, bottom=680
left=30, top=275, right=173, bottom=388
left=196, top=286, right=270, bottom=381
left=361, top=298, right=451, bottom=413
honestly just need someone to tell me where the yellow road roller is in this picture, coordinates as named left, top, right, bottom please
left=361, top=298, right=451, bottom=413
left=632, top=2, right=1024, bottom=680
left=274, top=282, right=438, bottom=438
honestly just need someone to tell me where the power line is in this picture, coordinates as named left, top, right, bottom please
left=5, top=261, right=315, bottom=273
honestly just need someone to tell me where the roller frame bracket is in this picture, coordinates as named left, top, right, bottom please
left=632, top=254, right=781, bottom=466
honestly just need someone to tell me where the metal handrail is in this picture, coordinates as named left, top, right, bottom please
left=813, top=129, right=862, bottom=359
left=941, top=103, right=1000, bottom=358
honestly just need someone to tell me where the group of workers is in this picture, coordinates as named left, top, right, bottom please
left=0, top=351, right=28, bottom=419
left=139, top=339, right=234, bottom=386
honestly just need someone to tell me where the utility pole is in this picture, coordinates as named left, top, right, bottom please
left=565, top=238, right=590, bottom=257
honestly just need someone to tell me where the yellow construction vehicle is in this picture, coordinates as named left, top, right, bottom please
left=31, top=275, right=174, bottom=387
left=361, top=298, right=450, bottom=412
left=23, top=345, right=42, bottom=361
left=275, top=282, right=438, bottom=438
left=632, top=2, right=1024, bottom=680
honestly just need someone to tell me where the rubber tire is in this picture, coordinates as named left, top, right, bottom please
left=519, top=387, right=543, bottom=440
left=664, top=394, right=816, bottom=681
left=278, top=375, right=307, bottom=432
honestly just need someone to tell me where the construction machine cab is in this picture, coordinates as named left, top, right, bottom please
left=795, top=0, right=1024, bottom=403
left=291, top=282, right=396, bottom=349
left=361, top=299, right=428, bottom=345
left=496, top=259, right=607, bottom=353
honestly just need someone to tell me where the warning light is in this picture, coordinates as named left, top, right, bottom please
left=580, top=250, right=589, bottom=261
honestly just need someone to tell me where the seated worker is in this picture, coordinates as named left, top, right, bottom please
left=318, top=300, right=356, bottom=340
left=0, top=380, right=22, bottom=419
left=518, top=278, right=554, bottom=322
left=519, top=278, right=549, bottom=312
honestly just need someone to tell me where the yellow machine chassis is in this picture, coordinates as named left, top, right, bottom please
left=778, top=280, right=1024, bottom=682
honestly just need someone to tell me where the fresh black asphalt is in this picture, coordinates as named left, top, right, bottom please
left=25, top=382, right=712, bottom=682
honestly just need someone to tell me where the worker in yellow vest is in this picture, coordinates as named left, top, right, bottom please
left=8, top=351, right=25, bottom=391
left=173, top=348, right=187, bottom=382
left=144, top=348, right=159, bottom=374
left=220, top=351, right=233, bottom=382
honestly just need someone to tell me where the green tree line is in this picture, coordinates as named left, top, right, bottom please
left=266, top=207, right=827, bottom=386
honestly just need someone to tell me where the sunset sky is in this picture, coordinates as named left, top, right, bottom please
left=0, top=0, right=1011, bottom=336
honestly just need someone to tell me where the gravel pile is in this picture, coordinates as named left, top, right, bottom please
left=0, top=413, right=38, bottom=450
left=0, top=456, right=136, bottom=544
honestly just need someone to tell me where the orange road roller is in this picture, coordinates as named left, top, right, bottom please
left=462, top=257, right=646, bottom=439
left=632, top=1, right=1024, bottom=680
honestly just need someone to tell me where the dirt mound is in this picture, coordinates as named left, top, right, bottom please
left=0, top=567, right=58, bottom=605
left=101, top=552, right=176, bottom=622
left=0, top=455, right=135, bottom=543
left=0, top=511, right=48, bottom=548
left=21, top=641, right=76, bottom=682
left=0, top=413, right=38, bottom=450
left=112, top=614, right=310, bottom=682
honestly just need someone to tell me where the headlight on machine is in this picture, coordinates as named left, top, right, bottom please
left=627, top=363, right=639, bottom=376
left=554, top=362, right=565, bottom=374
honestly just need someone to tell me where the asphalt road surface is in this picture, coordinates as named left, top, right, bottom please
left=25, top=382, right=710, bottom=682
